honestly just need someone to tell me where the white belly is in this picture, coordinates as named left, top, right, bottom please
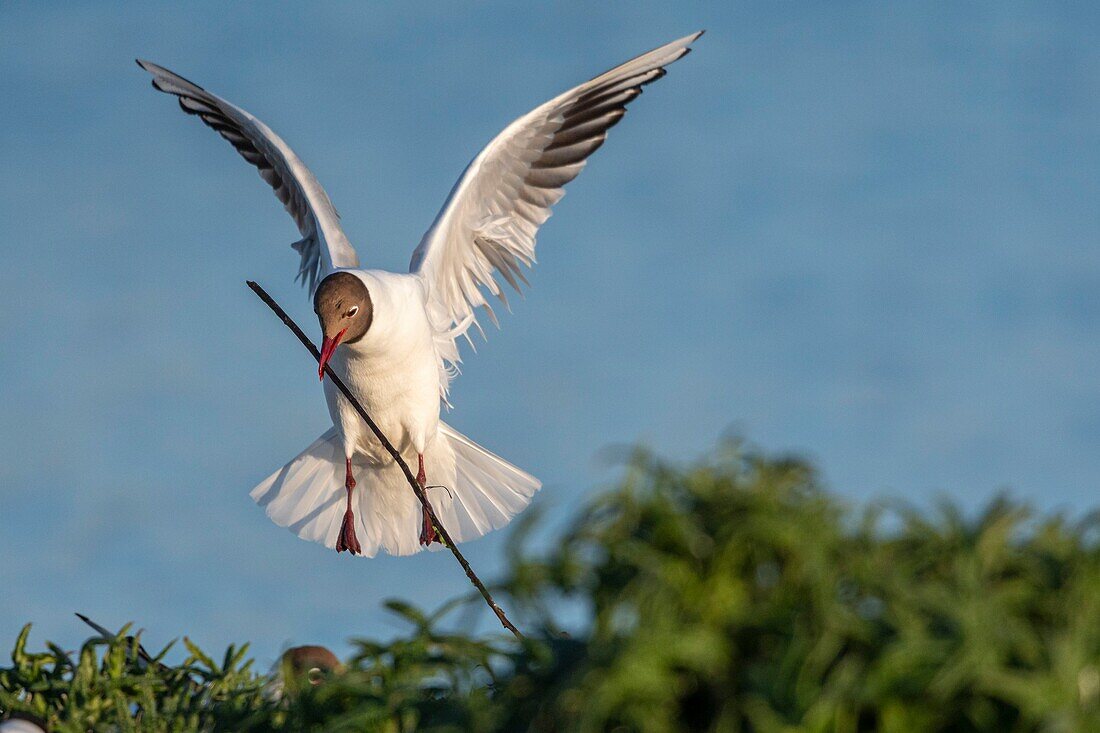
left=320, top=271, right=443, bottom=464
left=323, top=345, right=440, bottom=464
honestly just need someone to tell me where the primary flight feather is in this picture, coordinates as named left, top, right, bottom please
left=137, top=31, right=702, bottom=557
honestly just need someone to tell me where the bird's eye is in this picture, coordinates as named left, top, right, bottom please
left=346, top=306, right=359, bottom=318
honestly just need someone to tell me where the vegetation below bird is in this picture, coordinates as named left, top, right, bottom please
left=4, top=440, right=1100, bottom=731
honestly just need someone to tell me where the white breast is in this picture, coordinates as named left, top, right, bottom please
left=322, top=270, right=442, bottom=463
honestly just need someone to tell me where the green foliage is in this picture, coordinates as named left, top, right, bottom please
left=0, top=623, right=264, bottom=731
left=5, top=443, right=1100, bottom=731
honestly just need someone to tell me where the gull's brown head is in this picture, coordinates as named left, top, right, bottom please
left=281, top=645, right=343, bottom=686
left=314, top=272, right=373, bottom=380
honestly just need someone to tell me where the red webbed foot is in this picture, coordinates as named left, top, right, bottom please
left=336, top=507, right=361, bottom=555
left=419, top=505, right=439, bottom=546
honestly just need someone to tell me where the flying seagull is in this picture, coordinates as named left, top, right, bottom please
left=137, top=31, right=702, bottom=557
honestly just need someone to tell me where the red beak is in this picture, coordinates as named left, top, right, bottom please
left=318, top=328, right=347, bottom=381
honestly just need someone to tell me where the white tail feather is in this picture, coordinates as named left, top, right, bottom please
left=250, top=424, right=540, bottom=557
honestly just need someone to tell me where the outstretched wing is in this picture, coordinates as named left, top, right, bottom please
left=410, top=31, right=702, bottom=354
left=137, top=60, right=359, bottom=294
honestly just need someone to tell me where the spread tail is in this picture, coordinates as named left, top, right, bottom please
left=250, top=423, right=540, bottom=557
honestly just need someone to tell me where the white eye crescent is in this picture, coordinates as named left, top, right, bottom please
left=346, top=306, right=359, bottom=318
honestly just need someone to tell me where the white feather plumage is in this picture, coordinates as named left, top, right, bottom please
left=251, top=423, right=540, bottom=557
left=139, top=31, right=701, bottom=556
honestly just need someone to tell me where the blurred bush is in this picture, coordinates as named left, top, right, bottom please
left=4, top=443, right=1100, bottom=731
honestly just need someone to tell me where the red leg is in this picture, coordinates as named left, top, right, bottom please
left=335, top=457, right=362, bottom=555
left=417, top=453, right=439, bottom=546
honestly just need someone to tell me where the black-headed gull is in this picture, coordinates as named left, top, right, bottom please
left=137, top=31, right=702, bottom=557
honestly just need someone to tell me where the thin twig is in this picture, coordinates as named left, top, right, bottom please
left=246, top=280, right=524, bottom=639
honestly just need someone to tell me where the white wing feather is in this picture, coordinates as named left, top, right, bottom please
left=410, top=31, right=702, bottom=367
left=137, top=60, right=359, bottom=294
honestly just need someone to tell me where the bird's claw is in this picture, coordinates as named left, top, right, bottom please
left=419, top=506, right=441, bottom=546
left=336, top=509, right=361, bottom=555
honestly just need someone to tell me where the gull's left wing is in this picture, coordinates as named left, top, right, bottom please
left=410, top=31, right=702, bottom=357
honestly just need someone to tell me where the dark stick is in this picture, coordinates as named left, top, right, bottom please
left=246, top=280, right=523, bottom=639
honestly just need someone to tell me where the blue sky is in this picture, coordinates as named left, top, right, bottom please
left=2, top=1, right=1099, bottom=662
